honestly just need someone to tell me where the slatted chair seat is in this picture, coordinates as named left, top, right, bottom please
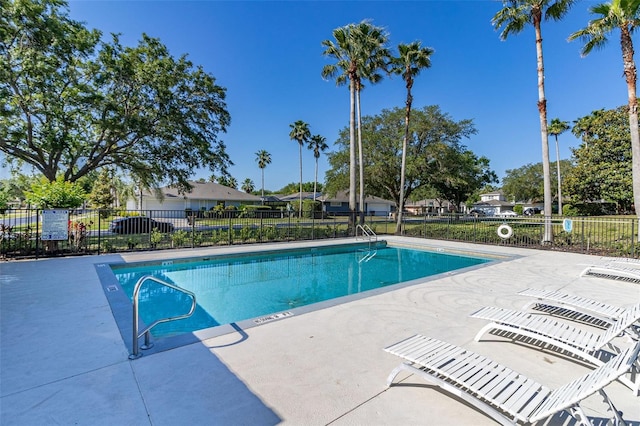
left=518, top=288, right=630, bottom=327
left=384, top=335, right=639, bottom=425
left=601, top=257, right=640, bottom=266
left=580, top=264, right=640, bottom=283
left=470, top=304, right=640, bottom=395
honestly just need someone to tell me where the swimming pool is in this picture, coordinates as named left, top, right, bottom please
left=106, top=242, right=493, bottom=340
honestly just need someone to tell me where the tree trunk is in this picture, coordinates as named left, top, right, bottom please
left=555, top=135, right=562, bottom=215
left=621, top=26, right=640, bottom=238
left=357, top=87, right=365, bottom=225
left=299, top=143, right=303, bottom=219
left=534, top=16, right=553, bottom=243
left=314, top=158, right=318, bottom=202
left=396, top=78, right=413, bottom=235
left=348, top=76, right=357, bottom=230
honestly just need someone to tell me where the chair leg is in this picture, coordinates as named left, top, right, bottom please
left=474, top=323, right=495, bottom=342
left=386, top=362, right=411, bottom=387
left=598, top=389, right=628, bottom=426
left=568, top=405, right=593, bottom=426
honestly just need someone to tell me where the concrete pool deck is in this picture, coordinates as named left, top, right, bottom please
left=1, top=236, right=639, bottom=425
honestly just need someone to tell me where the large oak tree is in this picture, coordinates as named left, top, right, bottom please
left=1, top=0, right=231, bottom=193
left=565, top=105, right=634, bottom=213
left=325, top=106, right=493, bottom=211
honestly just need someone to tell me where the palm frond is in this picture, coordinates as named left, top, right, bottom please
left=546, top=0, right=577, bottom=20
left=492, top=4, right=530, bottom=40
left=568, top=2, right=615, bottom=56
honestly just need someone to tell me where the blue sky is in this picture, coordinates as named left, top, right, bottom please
left=1, top=1, right=629, bottom=192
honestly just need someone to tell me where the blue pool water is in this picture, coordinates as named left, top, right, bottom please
left=110, top=244, right=492, bottom=337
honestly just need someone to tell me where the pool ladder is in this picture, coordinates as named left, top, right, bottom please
left=355, top=224, right=377, bottom=242
left=129, top=275, right=197, bottom=360
left=356, top=224, right=378, bottom=263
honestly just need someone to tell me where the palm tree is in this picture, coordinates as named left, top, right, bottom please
left=289, top=120, right=311, bottom=218
left=389, top=41, right=434, bottom=234
left=228, top=177, right=237, bottom=189
left=322, top=25, right=360, bottom=228
left=492, top=0, right=576, bottom=243
left=548, top=118, right=570, bottom=215
left=351, top=22, right=390, bottom=224
left=569, top=0, right=640, bottom=223
left=308, top=134, right=328, bottom=201
left=322, top=21, right=389, bottom=227
left=255, top=150, right=271, bottom=204
left=218, top=175, right=237, bottom=189
left=241, top=178, right=255, bottom=194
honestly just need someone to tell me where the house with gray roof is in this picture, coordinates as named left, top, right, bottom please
left=405, top=199, right=455, bottom=215
left=126, top=181, right=261, bottom=215
left=317, top=191, right=394, bottom=216
left=274, top=192, right=323, bottom=203
left=471, top=191, right=514, bottom=215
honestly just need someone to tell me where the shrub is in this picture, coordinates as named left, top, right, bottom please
left=240, top=226, right=254, bottom=241
left=263, top=226, right=278, bottom=241
left=150, top=229, right=164, bottom=247
left=102, top=239, right=114, bottom=253
left=0, top=189, right=9, bottom=213
left=563, top=204, right=580, bottom=216
left=25, top=177, right=86, bottom=208
left=171, top=230, right=189, bottom=247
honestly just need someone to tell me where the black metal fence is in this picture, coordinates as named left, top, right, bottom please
left=1, top=209, right=637, bottom=259
left=398, top=214, right=638, bottom=257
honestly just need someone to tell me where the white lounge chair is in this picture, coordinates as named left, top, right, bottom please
left=600, top=257, right=640, bottom=266
left=580, top=262, right=640, bottom=282
left=385, top=335, right=640, bottom=426
left=470, top=304, right=640, bottom=394
left=518, top=288, right=635, bottom=328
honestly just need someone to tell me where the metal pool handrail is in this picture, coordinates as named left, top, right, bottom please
left=129, top=275, right=197, bottom=360
left=356, top=224, right=378, bottom=261
left=355, top=224, right=377, bottom=242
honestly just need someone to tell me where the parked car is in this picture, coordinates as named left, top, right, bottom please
left=498, top=210, right=518, bottom=216
left=523, top=207, right=542, bottom=216
left=469, top=209, right=487, bottom=217
left=109, top=217, right=174, bottom=234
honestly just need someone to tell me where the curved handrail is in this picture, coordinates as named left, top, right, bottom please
left=129, top=275, right=196, bottom=359
left=355, top=224, right=377, bottom=242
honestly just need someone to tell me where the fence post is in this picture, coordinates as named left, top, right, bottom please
left=35, top=209, right=40, bottom=260
left=98, top=210, right=101, bottom=255
left=632, top=219, right=636, bottom=258
left=191, top=211, right=195, bottom=248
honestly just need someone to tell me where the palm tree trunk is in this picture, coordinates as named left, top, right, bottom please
left=299, top=144, right=303, bottom=219
left=396, top=83, right=412, bottom=235
left=314, top=158, right=318, bottom=202
left=357, top=86, right=365, bottom=225
left=348, top=76, right=357, bottom=230
left=621, top=26, right=640, bottom=235
left=534, top=16, right=553, bottom=243
left=555, top=135, right=562, bottom=215
left=261, top=169, right=265, bottom=205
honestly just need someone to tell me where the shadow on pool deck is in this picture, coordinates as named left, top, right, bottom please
left=1, top=237, right=640, bottom=425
